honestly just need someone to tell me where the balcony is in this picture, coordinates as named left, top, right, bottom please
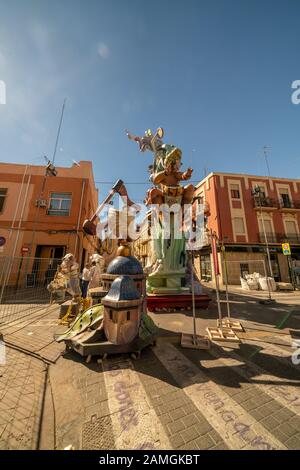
left=258, top=232, right=278, bottom=243
left=258, top=232, right=300, bottom=244
left=253, top=196, right=300, bottom=212
left=279, top=233, right=300, bottom=244
left=253, top=196, right=278, bottom=210
left=279, top=200, right=300, bottom=212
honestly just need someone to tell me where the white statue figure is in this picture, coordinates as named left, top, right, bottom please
left=60, top=253, right=81, bottom=301
left=89, top=253, right=105, bottom=288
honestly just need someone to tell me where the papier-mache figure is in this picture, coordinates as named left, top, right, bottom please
left=145, top=145, right=194, bottom=206
left=60, top=253, right=81, bottom=301
left=47, top=265, right=67, bottom=303
left=127, top=127, right=196, bottom=293
left=126, top=127, right=194, bottom=207
left=89, top=253, right=105, bottom=288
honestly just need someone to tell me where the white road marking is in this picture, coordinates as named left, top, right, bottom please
left=153, top=342, right=286, bottom=450
left=102, top=357, right=170, bottom=450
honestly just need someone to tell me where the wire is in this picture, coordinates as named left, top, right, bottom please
left=94, top=180, right=200, bottom=185
left=52, top=99, right=66, bottom=165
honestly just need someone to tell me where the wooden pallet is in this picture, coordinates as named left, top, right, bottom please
left=181, top=333, right=211, bottom=350
left=206, top=327, right=240, bottom=343
left=217, top=318, right=244, bottom=332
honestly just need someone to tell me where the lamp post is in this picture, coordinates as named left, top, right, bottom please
left=252, top=184, right=275, bottom=303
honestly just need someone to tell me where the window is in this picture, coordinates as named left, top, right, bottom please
left=258, top=218, right=272, bottom=233
left=286, top=220, right=297, bottom=235
left=279, top=188, right=291, bottom=208
left=258, top=218, right=274, bottom=242
left=281, top=193, right=291, bottom=207
left=0, top=188, right=7, bottom=213
left=230, top=184, right=240, bottom=199
left=127, top=311, right=130, bottom=321
left=233, top=217, right=245, bottom=234
left=258, top=186, right=266, bottom=199
left=254, top=185, right=266, bottom=199
left=47, top=192, right=72, bottom=216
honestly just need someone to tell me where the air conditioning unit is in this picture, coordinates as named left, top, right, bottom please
left=35, top=199, right=47, bottom=207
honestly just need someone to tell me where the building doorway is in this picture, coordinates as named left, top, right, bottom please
left=33, top=245, right=66, bottom=285
left=270, top=253, right=281, bottom=282
left=200, top=254, right=212, bottom=281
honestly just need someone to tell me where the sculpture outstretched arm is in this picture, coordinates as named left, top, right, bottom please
left=181, top=167, right=193, bottom=181
left=125, top=128, right=164, bottom=153
left=125, top=129, right=141, bottom=144
left=125, top=129, right=147, bottom=152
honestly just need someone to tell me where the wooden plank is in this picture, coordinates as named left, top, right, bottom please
left=217, top=318, right=244, bottom=332
left=181, top=333, right=211, bottom=350
left=206, top=327, right=240, bottom=343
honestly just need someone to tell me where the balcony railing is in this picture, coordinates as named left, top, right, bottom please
left=258, top=232, right=300, bottom=244
left=253, top=197, right=278, bottom=209
left=280, top=233, right=300, bottom=244
left=278, top=200, right=300, bottom=210
left=253, top=196, right=300, bottom=210
left=258, top=232, right=278, bottom=243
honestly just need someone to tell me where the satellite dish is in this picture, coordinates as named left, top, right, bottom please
left=72, top=160, right=80, bottom=167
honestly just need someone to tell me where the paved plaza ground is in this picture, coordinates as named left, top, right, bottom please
left=0, top=286, right=300, bottom=450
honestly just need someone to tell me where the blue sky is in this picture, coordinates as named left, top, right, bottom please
left=0, top=0, right=300, bottom=203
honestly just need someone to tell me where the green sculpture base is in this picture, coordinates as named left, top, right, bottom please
left=147, top=270, right=188, bottom=294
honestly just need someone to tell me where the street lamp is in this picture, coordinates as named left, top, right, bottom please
left=252, top=184, right=275, bottom=303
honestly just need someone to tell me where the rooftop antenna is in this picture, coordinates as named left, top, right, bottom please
left=263, top=146, right=271, bottom=177
left=52, top=98, right=66, bottom=165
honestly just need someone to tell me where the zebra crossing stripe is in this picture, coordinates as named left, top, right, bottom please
left=102, top=357, right=171, bottom=450
left=207, top=345, right=300, bottom=415
left=153, top=342, right=286, bottom=450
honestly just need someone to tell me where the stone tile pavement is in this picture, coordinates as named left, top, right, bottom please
left=0, top=289, right=300, bottom=450
left=0, top=304, right=65, bottom=363
left=0, top=347, right=46, bottom=450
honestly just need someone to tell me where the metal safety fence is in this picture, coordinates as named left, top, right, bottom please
left=0, top=256, right=61, bottom=324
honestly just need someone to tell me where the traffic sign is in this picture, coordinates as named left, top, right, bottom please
left=282, top=243, right=291, bottom=256
left=0, top=236, right=6, bottom=247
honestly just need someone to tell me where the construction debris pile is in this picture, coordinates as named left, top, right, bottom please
left=240, top=272, right=276, bottom=291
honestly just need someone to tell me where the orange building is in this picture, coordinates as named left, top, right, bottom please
left=194, top=172, right=300, bottom=285
left=0, top=160, right=99, bottom=273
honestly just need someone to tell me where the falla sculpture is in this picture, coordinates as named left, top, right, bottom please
left=126, top=127, right=196, bottom=294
